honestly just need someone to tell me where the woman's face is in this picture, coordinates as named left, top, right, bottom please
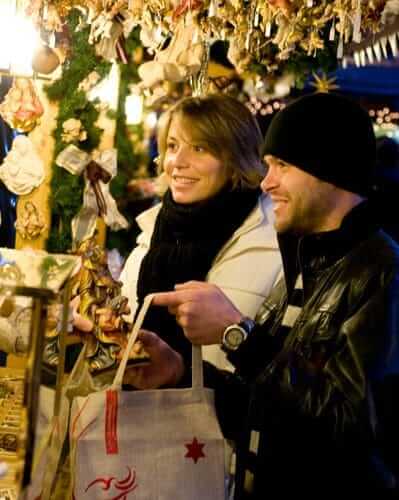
left=163, top=114, right=229, bottom=204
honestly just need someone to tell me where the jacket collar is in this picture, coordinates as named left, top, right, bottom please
left=279, top=201, right=380, bottom=288
left=300, top=201, right=379, bottom=266
left=136, top=203, right=161, bottom=236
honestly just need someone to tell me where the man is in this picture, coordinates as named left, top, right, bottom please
left=126, top=93, right=399, bottom=493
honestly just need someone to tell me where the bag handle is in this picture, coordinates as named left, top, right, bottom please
left=112, top=293, right=154, bottom=388
left=112, top=294, right=204, bottom=391
left=53, top=283, right=72, bottom=416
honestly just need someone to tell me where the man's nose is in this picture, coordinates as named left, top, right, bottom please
left=261, top=164, right=278, bottom=193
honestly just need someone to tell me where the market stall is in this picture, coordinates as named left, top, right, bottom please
left=0, top=1, right=397, bottom=498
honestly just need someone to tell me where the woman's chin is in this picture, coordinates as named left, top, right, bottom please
left=171, top=188, right=199, bottom=204
left=172, top=195, right=196, bottom=204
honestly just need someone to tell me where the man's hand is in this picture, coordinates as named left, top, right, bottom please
left=153, top=281, right=243, bottom=345
left=123, top=330, right=184, bottom=389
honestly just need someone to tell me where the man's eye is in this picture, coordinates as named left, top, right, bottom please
left=277, top=160, right=289, bottom=169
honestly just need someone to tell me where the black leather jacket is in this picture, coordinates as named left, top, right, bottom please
left=206, top=202, right=399, bottom=495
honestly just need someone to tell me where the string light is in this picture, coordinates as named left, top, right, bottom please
left=246, top=99, right=285, bottom=116
left=369, top=107, right=399, bottom=125
left=369, top=107, right=399, bottom=139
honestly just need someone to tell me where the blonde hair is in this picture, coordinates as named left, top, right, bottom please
left=156, top=94, right=265, bottom=190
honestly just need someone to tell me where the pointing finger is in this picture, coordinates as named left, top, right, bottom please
left=174, top=281, right=208, bottom=290
left=153, top=290, right=188, bottom=307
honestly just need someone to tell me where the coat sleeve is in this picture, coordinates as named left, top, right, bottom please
left=203, top=247, right=283, bottom=372
left=207, top=196, right=282, bottom=320
left=120, top=233, right=149, bottom=322
left=203, top=204, right=283, bottom=371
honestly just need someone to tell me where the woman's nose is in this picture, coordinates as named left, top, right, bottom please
left=172, top=146, right=191, bottom=167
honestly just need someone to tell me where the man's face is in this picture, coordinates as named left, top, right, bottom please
left=261, top=155, right=339, bottom=235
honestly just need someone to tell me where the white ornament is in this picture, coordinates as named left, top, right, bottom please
left=0, top=136, right=45, bottom=195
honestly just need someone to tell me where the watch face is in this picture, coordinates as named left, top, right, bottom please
left=225, top=327, right=245, bottom=348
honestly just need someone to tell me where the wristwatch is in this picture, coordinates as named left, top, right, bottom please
left=221, top=317, right=256, bottom=352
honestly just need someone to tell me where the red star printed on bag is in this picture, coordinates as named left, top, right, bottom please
left=185, top=437, right=205, bottom=463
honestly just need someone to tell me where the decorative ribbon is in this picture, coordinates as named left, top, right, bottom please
left=56, top=145, right=129, bottom=245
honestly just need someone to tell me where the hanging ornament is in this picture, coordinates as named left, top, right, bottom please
left=266, top=0, right=293, bottom=17
left=32, top=44, right=60, bottom=74
left=373, top=41, right=382, bottom=62
left=309, top=72, right=339, bottom=94
left=61, top=118, right=87, bottom=143
left=56, top=145, right=129, bottom=243
left=208, top=0, right=218, bottom=18
left=380, top=36, right=388, bottom=59
left=352, top=0, right=362, bottom=43
left=15, top=201, right=47, bottom=240
left=138, top=14, right=205, bottom=89
left=0, top=78, right=44, bottom=133
left=329, top=17, right=336, bottom=41
left=0, top=136, right=45, bottom=195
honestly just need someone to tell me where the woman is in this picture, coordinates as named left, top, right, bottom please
left=120, top=94, right=282, bottom=370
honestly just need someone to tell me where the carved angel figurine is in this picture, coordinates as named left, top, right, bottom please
left=0, top=78, right=44, bottom=133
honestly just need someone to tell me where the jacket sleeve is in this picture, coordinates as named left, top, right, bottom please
left=259, top=268, right=399, bottom=453
left=203, top=318, right=286, bottom=441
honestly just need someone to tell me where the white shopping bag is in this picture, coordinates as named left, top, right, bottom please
left=70, top=294, right=226, bottom=500
left=25, top=384, right=70, bottom=500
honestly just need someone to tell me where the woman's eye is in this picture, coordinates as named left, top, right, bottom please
left=167, top=142, right=177, bottom=151
left=193, top=145, right=205, bottom=153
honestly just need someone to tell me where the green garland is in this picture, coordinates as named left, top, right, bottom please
left=45, top=10, right=111, bottom=252
left=45, top=11, right=111, bottom=252
left=45, top=12, right=146, bottom=254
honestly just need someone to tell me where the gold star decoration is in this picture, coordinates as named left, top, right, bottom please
left=309, top=72, right=339, bottom=93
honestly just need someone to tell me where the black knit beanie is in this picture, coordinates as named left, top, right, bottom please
left=262, top=93, right=376, bottom=196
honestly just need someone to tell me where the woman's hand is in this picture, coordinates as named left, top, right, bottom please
left=123, top=329, right=184, bottom=389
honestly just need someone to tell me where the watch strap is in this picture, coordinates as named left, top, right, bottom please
left=238, top=316, right=256, bottom=335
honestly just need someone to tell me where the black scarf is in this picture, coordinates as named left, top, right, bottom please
left=136, top=186, right=260, bottom=363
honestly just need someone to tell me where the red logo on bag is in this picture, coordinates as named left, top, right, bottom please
left=85, top=466, right=138, bottom=499
left=185, top=437, right=205, bottom=463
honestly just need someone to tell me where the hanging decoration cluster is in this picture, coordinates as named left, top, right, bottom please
left=26, top=0, right=391, bottom=86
